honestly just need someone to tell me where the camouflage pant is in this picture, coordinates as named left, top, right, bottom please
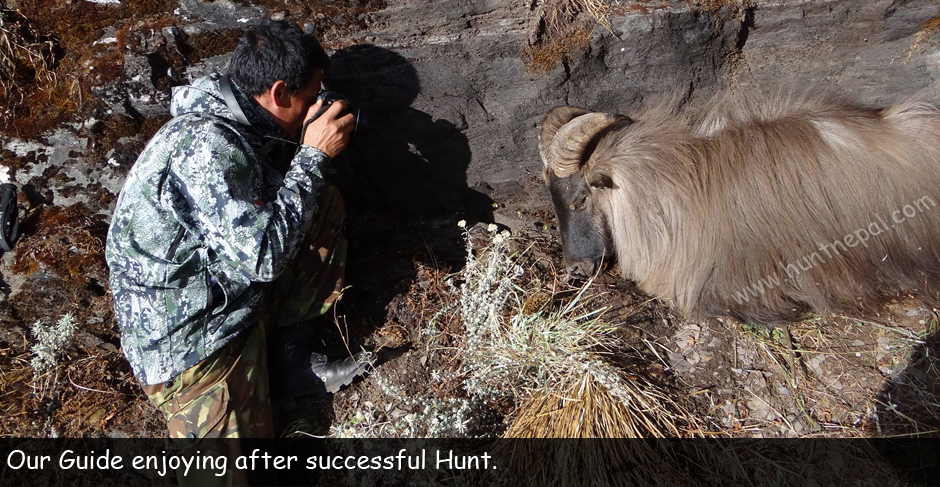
left=143, top=186, right=347, bottom=485
left=266, top=183, right=348, bottom=328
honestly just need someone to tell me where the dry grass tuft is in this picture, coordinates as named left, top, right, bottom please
left=523, top=26, right=593, bottom=75
left=506, top=366, right=700, bottom=439
left=370, top=224, right=710, bottom=442
left=10, top=203, right=108, bottom=288
left=575, top=0, right=613, bottom=32
left=503, top=384, right=697, bottom=484
left=0, top=8, right=61, bottom=128
left=686, top=0, right=754, bottom=16
left=500, top=341, right=707, bottom=484
left=523, top=0, right=615, bottom=74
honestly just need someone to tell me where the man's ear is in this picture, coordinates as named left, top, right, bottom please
left=588, top=171, right=615, bottom=190
left=270, top=80, right=290, bottom=108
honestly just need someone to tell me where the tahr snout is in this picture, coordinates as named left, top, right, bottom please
left=565, top=258, right=601, bottom=281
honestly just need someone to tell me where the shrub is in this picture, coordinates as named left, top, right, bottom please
left=30, top=312, right=77, bottom=376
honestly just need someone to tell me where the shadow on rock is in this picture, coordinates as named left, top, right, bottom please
left=326, top=44, right=493, bottom=220
left=320, top=44, right=493, bottom=351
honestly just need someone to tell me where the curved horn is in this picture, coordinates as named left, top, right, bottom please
left=539, top=106, right=591, bottom=166
left=546, top=112, right=628, bottom=178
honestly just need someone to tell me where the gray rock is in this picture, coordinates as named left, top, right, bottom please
left=807, top=354, right=828, bottom=377
left=667, top=351, right=694, bottom=374
left=315, top=0, right=940, bottom=220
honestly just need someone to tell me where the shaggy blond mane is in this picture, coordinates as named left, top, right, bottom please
left=581, top=89, right=940, bottom=324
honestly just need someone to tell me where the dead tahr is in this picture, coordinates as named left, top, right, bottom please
left=540, top=90, right=940, bottom=325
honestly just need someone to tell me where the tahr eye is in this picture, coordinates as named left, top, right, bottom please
left=568, top=195, right=588, bottom=212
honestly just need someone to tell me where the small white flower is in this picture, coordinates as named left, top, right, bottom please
left=457, top=220, right=467, bottom=228
left=487, top=223, right=498, bottom=233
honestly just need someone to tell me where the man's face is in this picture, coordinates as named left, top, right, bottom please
left=282, top=69, right=324, bottom=139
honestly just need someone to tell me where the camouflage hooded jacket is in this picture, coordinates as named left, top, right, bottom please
left=106, top=74, right=329, bottom=385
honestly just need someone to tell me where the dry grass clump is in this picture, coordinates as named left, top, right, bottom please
left=1, top=0, right=179, bottom=137
left=523, top=0, right=615, bottom=74
left=506, top=365, right=697, bottom=439
left=444, top=224, right=702, bottom=441
left=10, top=203, right=108, bottom=288
left=0, top=7, right=62, bottom=130
left=501, top=372, right=704, bottom=485
left=686, top=0, right=754, bottom=16
left=435, top=224, right=615, bottom=403
left=572, top=0, right=613, bottom=32
left=334, top=222, right=706, bottom=443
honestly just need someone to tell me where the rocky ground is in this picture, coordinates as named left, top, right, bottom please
left=0, top=1, right=938, bottom=481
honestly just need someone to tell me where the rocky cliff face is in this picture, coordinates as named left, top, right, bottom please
left=336, top=0, right=940, bottom=222
left=3, top=1, right=939, bottom=220
left=330, top=0, right=739, bottom=220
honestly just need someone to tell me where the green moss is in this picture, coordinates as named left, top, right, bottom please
left=740, top=322, right=787, bottom=344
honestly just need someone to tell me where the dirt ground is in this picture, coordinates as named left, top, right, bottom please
left=281, top=208, right=940, bottom=441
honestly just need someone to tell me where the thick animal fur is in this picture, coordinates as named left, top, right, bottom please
left=544, top=89, right=940, bottom=324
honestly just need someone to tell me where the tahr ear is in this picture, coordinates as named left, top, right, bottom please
left=588, top=171, right=615, bottom=190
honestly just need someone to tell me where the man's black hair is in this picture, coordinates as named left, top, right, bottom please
left=228, top=19, right=330, bottom=97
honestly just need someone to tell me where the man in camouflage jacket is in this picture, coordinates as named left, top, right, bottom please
left=106, top=20, right=368, bottom=449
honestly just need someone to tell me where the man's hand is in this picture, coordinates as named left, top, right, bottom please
left=301, top=100, right=355, bottom=158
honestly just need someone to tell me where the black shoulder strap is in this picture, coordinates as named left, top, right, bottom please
left=218, top=75, right=252, bottom=127
left=0, top=184, right=19, bottom=252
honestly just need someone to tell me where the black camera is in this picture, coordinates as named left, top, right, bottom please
left=305, top=90, right=368, bottom=136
